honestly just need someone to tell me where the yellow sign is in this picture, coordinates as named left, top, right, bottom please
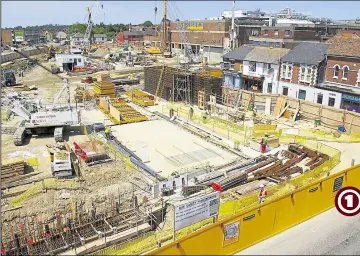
left=187, top=26, right=204, bottom=31
left=223, top=220, right=240, bottom=247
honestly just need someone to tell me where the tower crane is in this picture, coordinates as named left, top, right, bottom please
left=82, top=0, right=102, bottom=52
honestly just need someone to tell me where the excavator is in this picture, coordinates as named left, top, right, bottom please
left=10, top=47, right=80, bottom=146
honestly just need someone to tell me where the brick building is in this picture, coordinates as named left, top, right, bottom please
left=249, top=22, right=360, bottom=49
left=1, top=29, right=25, bottom=46
left=249, top=25, right=324, bottom=49
left=278, top=42, right=342, bottom=108
left=1, top=30, right=13, bottom=46
left=318, top=36, right=360, bottom=113
left=169, top=19, right=231, bottom=63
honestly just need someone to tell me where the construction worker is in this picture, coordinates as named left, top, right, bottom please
left=189, top=106, right=194, bottom=120
left=105, top=126, right=112, bottom=140
left=258, top=184, right=268, bottom=204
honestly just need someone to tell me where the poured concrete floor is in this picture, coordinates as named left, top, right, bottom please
left=111, top=119, right=239, bottom=178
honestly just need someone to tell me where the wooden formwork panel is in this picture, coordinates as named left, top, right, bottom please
left=99, top=97, right=110, bottom=112
left=344, top=112, right=360, bottom=133
left=109, top=105, right=121, bottom=122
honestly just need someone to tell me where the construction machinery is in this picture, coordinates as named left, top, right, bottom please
left=46, top=45, right=57, bottom=60
left=1, top=71, right=16, bottom=86
left=9, top=48, right=80, bottom=146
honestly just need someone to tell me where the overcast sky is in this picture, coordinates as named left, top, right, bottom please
left=2, top=1, right=360, bottom=28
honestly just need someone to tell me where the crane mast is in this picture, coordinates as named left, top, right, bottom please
left=163, top=0, right=168, bottom=52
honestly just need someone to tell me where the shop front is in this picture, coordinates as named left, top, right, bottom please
left=223, top=71, right=242, bottom=89
left=241, top=75, right=264, bottom=92
left=341, top=94, right=360, bottom=113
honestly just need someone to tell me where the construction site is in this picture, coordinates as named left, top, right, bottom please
left=2, top=1, right=360, bottom=256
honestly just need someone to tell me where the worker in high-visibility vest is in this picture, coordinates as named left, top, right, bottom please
left=105, top=126, right=112, bottom=140
left=258, top=184, right=268, bottom=204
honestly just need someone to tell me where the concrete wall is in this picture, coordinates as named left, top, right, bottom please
left=278, top=81, right=342, bottom=109
left=0, top=47, right=48, bottom=63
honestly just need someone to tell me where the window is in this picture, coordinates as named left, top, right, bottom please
left=274, top=30, right=279, bottom=36
left=263, top=41, right=267, bottom=46
left=269, top=42, right=273, bottom=46
left=264, top=63, right=271, bottom=71
left=267, top=83, right=273, bottom=93
left=282, top=64, right=292, bottom=79
left=182, top=177, right=185, bottom=186
left=299, top=66, right=312, bottom=83
left=255, top=41, right=259, bottom=45
left=284, top=30, right=290, bottom=36
left=173, top=181, right=176, bottom=189
left=298, top=90, right=306, bottom=100
left=251, top=30, right=259, bottom=36
left=282, top=87, right=288, bottom=96
left=357, top=69, right=360, bottom=82
left=218, top=23, right=221, bottom=31
left=333, top=65, right=340, bottom=78
left=264, top=29, right=268, bottom=35
left=229, top=60, right=235, bottom=70
left=77, top=58, right=82, bottom=62
left=102, top=37, right=104, bottom=40
left=287, top=66, right=292, bottom=79
left=249, top=61, right=256, bottom=72
left=306, top=67, right=312, bottom=82
left=300, top=67, right=305, bottom=81
left=343, top=66, right=349, bottom=80
left=276, top=42, right=280, bottom=47
left=317, top=94, right=323, bottom=104
left=328, top=97, right=335, bottom=107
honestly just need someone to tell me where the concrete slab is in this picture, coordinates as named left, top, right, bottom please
left=80, top=109, right=113, bottom=126
left=111, top=119, right=239, bottom=178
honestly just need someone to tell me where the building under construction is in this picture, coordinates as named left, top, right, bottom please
left=144, top=66, right=223, bottom=108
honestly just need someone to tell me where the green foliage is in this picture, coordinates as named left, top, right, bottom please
left=68, top=23, right=87, bottom=33
left=142, top=20, right=153, bottom=27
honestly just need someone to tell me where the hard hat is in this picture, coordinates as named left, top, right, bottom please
left=259, top=184, right=264, bottom=188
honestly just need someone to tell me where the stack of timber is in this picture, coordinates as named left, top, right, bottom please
left=111, top=101, right=148, bottom=124
left=1, top=157, right=25, bottom=182
left=93, top=74, right=116, bottom=99
left=125, top=90, right=154, bottom=107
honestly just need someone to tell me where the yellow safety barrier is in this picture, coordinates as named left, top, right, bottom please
left=163, top=104, right=247, bottom=145
left=146, top=163, right=360, bottom=255
left=298, top=129, right=360, bottom=143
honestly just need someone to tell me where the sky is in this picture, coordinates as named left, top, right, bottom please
left=2, top=1, right=360, bottom=28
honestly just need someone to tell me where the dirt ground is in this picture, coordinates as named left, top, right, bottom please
left=1, top=59, right=153, bottom=223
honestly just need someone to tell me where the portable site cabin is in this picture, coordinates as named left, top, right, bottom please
left=55, top=54, right=87, bottom=72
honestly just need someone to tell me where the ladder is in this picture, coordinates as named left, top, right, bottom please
left=155, top=65, right=166, bottom=101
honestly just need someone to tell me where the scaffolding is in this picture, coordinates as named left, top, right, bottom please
left=172, top=73, right=192, bottom=104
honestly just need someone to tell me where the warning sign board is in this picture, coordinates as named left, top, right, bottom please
left=174, top=192, right=220, bottom=231
left=223, top=221, right=240, bottom=246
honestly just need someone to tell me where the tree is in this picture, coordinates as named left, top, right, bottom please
left=68, top=23, right=87, bottom=34
left=142, top=21, right=153, bottom=27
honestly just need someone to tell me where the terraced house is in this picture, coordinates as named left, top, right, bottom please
left=318, top=35, right=360, bottom=113
left=278, top=41, right=342, bottom=108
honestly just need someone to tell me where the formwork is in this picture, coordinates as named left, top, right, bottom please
left=125, top=90, right=155, bottom=107
left=144, top=66, right=222, bottom=106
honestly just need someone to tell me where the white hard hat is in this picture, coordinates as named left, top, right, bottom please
left=259, top=184, right=264, bottom=188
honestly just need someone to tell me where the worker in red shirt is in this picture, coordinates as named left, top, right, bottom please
left=258, top=184, right=268, bottom=204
